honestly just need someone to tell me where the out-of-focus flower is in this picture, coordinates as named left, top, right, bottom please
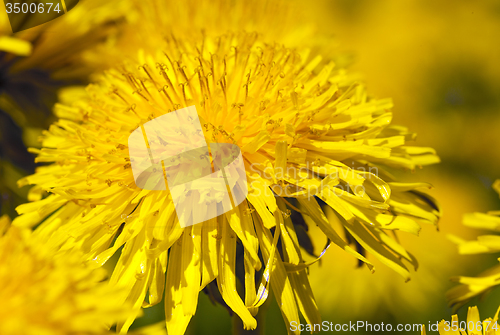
left=133, top=0, right=314, bottom=44
left=448, top=180, right=500, bottom=311
left=421, top=306, right=500, bottom=335
left=0, top=0, right=133, bottom=218
left=12, top=27, right=440, bottom=334
left=89, top=0, right=350, bottom=77
left=0, top=0, right=133, bottom=127
left=0, top=214, right=162, bottom=335
left=309, top=173, right=482, bottom=322
left=91, top=0, right=317, bottom=66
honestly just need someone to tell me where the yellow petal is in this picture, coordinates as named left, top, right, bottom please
left=226, top=204, right=261, bottom=270
left=145, top=253, right=167, bottom=307
left=289, top=270, right=321, bottom=326
left=298, top=198, right=374, bottom=271
left=180, top=225, right=201, bottom=316
left=165, top=238, right=193, bottom=335
left=217, top=215, right=257, bottom=330
left=247, top=179, right=276, bottom=228
left=467, top=306, right=481, bottom=332
left=277, top=198, right=300, bottom=265
left=254, top=215, right=301, bottom=335
left=113, top=232, right=151, bottom=332
left=343, top=219, right=410, bottom=281
left=244, top=248, right=258, bottom=316
left=463, top=212, right=500, bottom=231
left=251, top=210, right=281, bottom=308
left=0, top=36, right=32, bottom=56
left=200, top=217, right=219, bottom=290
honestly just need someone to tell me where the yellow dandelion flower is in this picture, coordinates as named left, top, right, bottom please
left=14, top=30, right=440, bottom=334
left=0, top=0, right=131, bottom=217
left=447, top=180, right=500, bottom=311
left=0, top=214, right=165, bottom=335
left=421, top=306, right=500, bottom=335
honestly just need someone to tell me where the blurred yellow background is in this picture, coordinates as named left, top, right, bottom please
left=303, top=0, right=500, bottom=333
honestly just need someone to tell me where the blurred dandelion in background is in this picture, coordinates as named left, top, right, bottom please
left=0, top=215, right=166, bottom=335
left=448, top=180, right=500, bottom=311
left=0, top=0, right=133, bottom=218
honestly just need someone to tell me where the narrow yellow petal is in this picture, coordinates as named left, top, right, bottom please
left=251, top=210, right=281, bottom=308
left=274, top=140, right=288, bottom=182
left=255, top=215, right=301, bottom=335
left=114, top=232, right=152, bottom=333
left=343, top=220, right=410, bottom=281
left=247, top=179, right=277, bottom=228
left=200, top=217, right=219, bottom=290
left=289, top=271, right=321, bottom=326
left=277, top=198, right=300, bottom=265
left=299, top=198, right=374, bottom=271
left=0, top=36, right=32, bottom=56
left=145, top=254, right=167, bottom=307
left=181, top=225, right=201, bottom=316
left=226, top=204, right=261, bottom=270
left=276, top=199, right=320, bottom=326
left=463, top=212, right=500, bottom=231
left=467, top=306, right=481, bottom=331
left=165, top=239, right=193, bottom=335
left=244, top=248, right=258, bottom=316
left=217, top=216, right=257, bottom=330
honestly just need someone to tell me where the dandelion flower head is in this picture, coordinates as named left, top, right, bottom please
left=14, top=24, right=440, bottom=335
